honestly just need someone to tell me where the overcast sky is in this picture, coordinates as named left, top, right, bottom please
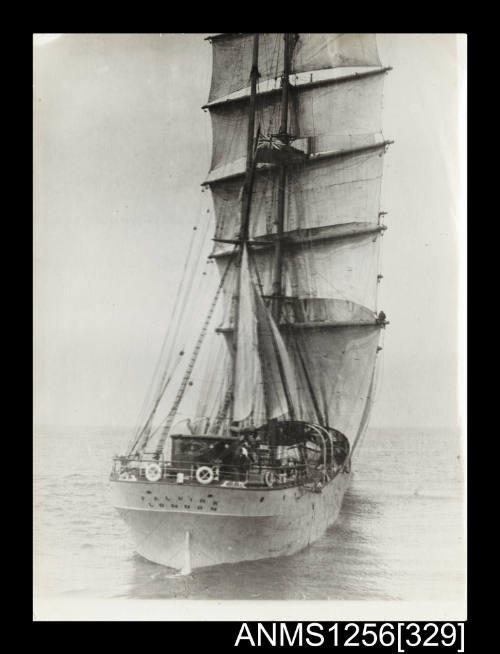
left=33, top=33, right=466, bottom=430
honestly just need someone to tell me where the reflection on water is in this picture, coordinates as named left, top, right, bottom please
left=34, top=427, right=465, bottom=602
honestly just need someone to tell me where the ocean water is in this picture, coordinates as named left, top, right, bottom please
left=33, top=426, right=465, bottom=602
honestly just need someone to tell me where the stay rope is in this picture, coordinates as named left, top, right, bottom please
left=149, top=249, right=237, bottom=455
left=129, top=223, right=201, bottom=450
left=128, top=209, right=213, bottom=454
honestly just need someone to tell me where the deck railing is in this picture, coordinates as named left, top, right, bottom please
left=110, top=454, right=340, bottom=489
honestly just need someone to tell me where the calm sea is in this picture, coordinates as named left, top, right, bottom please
left=33, top=426, right=465, bottom=602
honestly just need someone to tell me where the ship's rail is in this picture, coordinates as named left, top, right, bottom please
left=109, top=454, right=343, bottom=489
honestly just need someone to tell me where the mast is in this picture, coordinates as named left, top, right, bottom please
left=230, top=33, right=297, bottom=425
left=205, top=33, right=390, bottom=438
left=271, top=33, right=292, bottom=322
left=229, top=33, right=260, bottom=424
left=240, top=34, right=260, bottom=243
left=267, top=33, right=297, bottom=421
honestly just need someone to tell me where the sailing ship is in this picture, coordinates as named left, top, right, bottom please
left=110, top=33, right=391, bottom=572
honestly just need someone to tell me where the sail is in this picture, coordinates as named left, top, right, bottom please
left=206, top=34, right=389, bottom=443
left=253, top=283, right=300, bottom=420
left=349, top=362, right=378, bottom=457
left=211, top=148, right=385, bottom=242
left=215, top=251, right=238, bottom=327
left=212, top=147, right=386, bottom=313
left=232, top=245, right=266, bottom=423
left=253, top=232, right=380, bottom=310
left=231, top=245, right=302, bottom=426
left=208, top=33, right=381, bottom=103
left=283, top=304, right=380, bottom=436
left=207, top=71, right=386, bottom=177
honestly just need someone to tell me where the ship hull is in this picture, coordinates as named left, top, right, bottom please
left=110, top=471, right=351, bottom=570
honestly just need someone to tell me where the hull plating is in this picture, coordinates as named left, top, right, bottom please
left=110, top=472, right=351, bottom=570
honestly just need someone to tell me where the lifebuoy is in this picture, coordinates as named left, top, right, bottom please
left=264, top=471, right=275, bottom=488
left=145, top=462, right=162, bottom=482
left=196, top=465, right=214, bottom=485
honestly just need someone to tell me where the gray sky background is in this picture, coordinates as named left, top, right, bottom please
left=33, top=33, right=466, bottom=430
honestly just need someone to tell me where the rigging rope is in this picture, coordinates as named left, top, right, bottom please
left=349, top=359, right=378, bottom=460
left=127, top=216, right=202, bottom=453
left=150, top=249, right=237, bottom=455
left=288, top=324, right=325, bottom=425
left=131, top=224, right=200, bottom=450
left=247, top=246, right=296, bottom=422
left=128, top=208, right=213, bottom=454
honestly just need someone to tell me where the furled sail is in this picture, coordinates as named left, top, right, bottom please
left=207, top=33, right=381, bottom=103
